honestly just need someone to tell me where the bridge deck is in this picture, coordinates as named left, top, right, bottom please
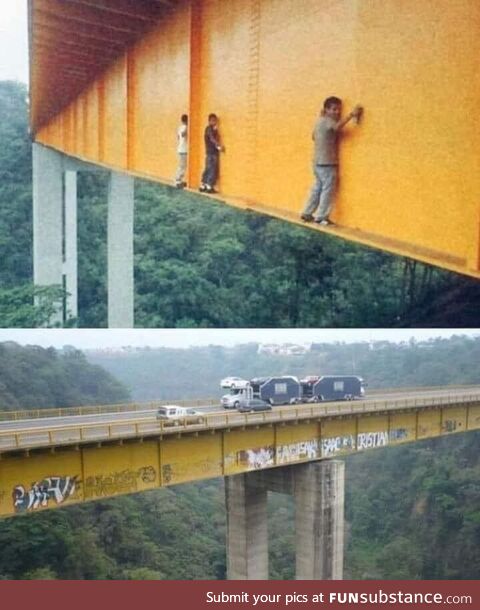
left=1, top=389, right=480, bottom=454
left=1, top=388, right=479, bottom=518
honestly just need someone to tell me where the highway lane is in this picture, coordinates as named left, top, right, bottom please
left=0, top=404, right=228, bottom=432
left=0, top=386, right=479, bottom=434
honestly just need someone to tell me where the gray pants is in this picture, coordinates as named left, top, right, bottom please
left=175, top=153, right=187, bottom=184
left=302, top=164, right=338, bottom=220
left=201, top=153, right=219, bottom=187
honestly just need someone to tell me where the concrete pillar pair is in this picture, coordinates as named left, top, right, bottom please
left=225, top=460, right=345, bottom=580
left=32, top=143, right=134, bottom=327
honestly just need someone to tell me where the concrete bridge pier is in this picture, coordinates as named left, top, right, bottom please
left=295, top=460, right=345, bottom=580
left=107, top=172, right=134, bottom=328
left=32, top=143, right=134, bottom=327
left=64, top=169, right=78, bottom=319
left=225, top=460, right=345, bottom=580
left=225, top=471, right=269, bottom=579
left=32, top=143, right=64, bottom=324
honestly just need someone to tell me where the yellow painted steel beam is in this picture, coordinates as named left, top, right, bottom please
left=30, top=0, right=480, bottom=278
left=0, top=395, right=479, bottom=518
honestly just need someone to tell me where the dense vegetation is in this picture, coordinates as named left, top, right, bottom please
left=1, top=80, right=480, bottom=328
left=0, top=340, right=478, bottom=579
left=0, top=342, right=129, bottom=410
left=87, top=335, right=480, bottom=401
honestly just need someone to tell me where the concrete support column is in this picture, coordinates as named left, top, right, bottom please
left=64, top=170, right=78, bottom=318
left=107, top=171, right=134, bottom=328
left=295, top=460, right=345, bottom=580
left=225, top=473, right=268, bottom=580
left=32, top=143, right=64, bottom=324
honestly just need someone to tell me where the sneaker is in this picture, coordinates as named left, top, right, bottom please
left=199, top=185, right=207, bottom=192
left=314, top=218, right=334, bottom=226
left=301, top=213, right=314, bottom=222
left=175, top=182, right=185, bottom=189
left=206, top=187, right=218, bottom=194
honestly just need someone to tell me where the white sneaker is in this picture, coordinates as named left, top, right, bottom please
left=315, top=218, right=334, bottom=226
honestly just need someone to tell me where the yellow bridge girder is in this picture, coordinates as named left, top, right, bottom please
left=1, top=393, right=479, bottom=518
left=30, top=0, right=480, bottom=278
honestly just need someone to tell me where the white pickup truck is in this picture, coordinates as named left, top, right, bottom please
left=156, top=405, right=204, bottom=423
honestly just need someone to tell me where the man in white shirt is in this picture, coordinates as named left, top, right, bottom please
left=175, top=114, right=188, bottom=188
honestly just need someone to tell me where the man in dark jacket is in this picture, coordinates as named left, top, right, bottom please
left=199, top=113, right=224, bottom=194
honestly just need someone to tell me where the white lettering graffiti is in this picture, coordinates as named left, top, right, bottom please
left=321, top=435, right=355, bottom=457
left=13, top=476, right=78, bottom=513
left=238, top=447, right=275, bottom=469
left=277, top=440, right=319, bottom=464
left=357, top=431, right=389, bottom=450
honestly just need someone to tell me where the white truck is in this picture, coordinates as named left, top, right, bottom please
left=156, top=405, right=204, bottom=424
left=220, top=378, right=253, bottom=409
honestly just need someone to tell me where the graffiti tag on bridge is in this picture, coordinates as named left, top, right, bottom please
left=321, top=435, right=355, bottom=458
left=13, top=476, right=78, bottom=513
left=84, top=465, right=157, bottom=498
left=237, top=446, right=275, bottom=469
left=357, top=431, right=389, bottom=450
left=277, top=439, right=319, bottom=464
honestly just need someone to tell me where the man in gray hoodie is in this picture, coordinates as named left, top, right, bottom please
left=301, top=97, right=363, bottom=226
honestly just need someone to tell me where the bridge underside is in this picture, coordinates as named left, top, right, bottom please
left=30, top=0, right=480, bottom=278
left=29, top=0, right=180, bottom=131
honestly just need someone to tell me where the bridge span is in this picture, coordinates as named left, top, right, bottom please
left=1, top=386, right=478, bottom=504
left=29, top=0, right=480, bottom=325
left=1, top=384, right=479, bottom=579
left=1, top=385, right=478, bottom=578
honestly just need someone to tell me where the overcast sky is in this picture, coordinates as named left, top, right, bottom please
left=0, top=329, right=477, bottom=351
left=0, top=2, right=28, bottom=83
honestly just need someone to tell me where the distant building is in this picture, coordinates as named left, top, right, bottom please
left=257, top=343, right=311, bottom=356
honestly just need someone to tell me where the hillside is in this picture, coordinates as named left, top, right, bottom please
left=0, top=342, right=129, bottom=410
left=86, top=336, right=480, bottom=401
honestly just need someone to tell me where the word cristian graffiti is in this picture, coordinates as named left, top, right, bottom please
left=13, top=476, right=78, bottom=513
left=322, top=428, right=409, bottom=457
left=357, top=431, right=389, bottom=450
left=84, top=465, right=156, bottom=499
left=276, top=440, right=319, bottom=464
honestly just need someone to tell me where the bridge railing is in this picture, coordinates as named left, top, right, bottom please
left=0, top=398, right=219, bottom=422
left=0, top=384, right=479, bottom=422
left=0, top=391, right=479, bottom=453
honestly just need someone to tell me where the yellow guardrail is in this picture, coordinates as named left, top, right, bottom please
left=0, top=398, right=219, bottom=422
left=1, top=385, right=479, bottom=422
left=0, top=391, right=479, bottom=453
